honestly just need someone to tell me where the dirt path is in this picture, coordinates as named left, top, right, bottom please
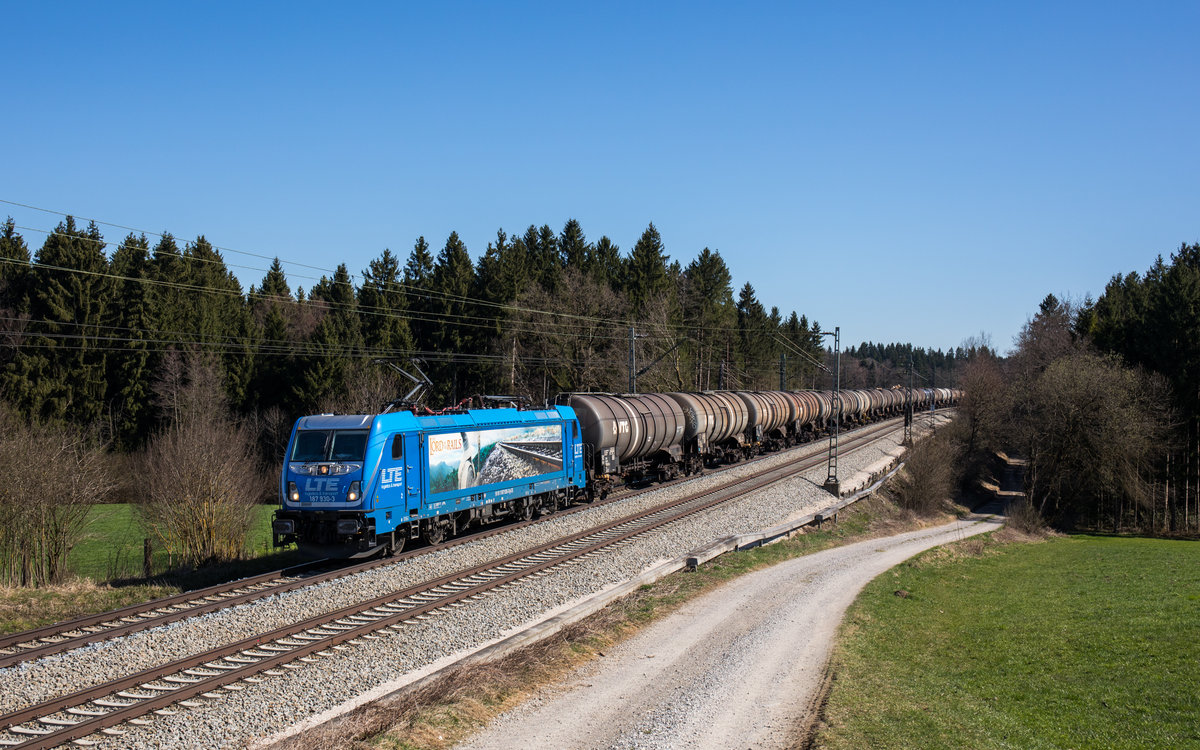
left=455, top=509, right=1002, bottom=750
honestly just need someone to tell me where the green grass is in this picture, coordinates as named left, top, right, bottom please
left=0, top=504, right=303, bottom=634
left=818, top=534, right=1200, bottom=749
left=68, top=503, right=280, bottom=581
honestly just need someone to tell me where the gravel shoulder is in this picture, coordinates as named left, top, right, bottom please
left=455, top=509, right=1002, bottom=750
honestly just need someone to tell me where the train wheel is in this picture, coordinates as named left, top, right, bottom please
left=384, top=533, right=405, bottom=557
left=519, top=500, right=534, bottom=522
left=423, top=522, right=445, bottom=546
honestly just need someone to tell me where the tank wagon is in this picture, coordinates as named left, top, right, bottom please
left=275, top=387, right=962, bottom=558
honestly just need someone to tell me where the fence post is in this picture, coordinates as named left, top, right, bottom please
left=143, top=538, right=152, bottom=579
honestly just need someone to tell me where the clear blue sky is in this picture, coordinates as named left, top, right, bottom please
left=4, top=2, right=1197, bottom=354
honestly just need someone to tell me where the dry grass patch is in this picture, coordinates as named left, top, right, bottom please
left=0, top=578, right=176, bottom=634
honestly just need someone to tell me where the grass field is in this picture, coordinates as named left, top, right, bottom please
left=68, top=503, right=279, bottom=581
left=817, top=534, right=1200, bottom=749
left=0, top=503, right=300, bottom=634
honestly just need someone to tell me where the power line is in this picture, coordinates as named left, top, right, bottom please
left=3, top=203, right=824, bottom=339
left=4, top=208, right=645, bottom=329
left=0, top=255, right=653, bottom=343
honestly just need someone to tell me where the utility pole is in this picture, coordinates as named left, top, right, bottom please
left=779, top=352, right=786, bottom=390
left=930, top=364, right=936, bottom=413
left=629, top=326, right=636, bottom=393
left=823, top=326, right=841, bottom=496
left=628, top=326, right=647, bottom=393
left=903, top=350, right=914, bottom=446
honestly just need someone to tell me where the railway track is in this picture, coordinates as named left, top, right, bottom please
left=0, top=419, right=897, bottom=670
left=0, top=418, right=904, bottom=749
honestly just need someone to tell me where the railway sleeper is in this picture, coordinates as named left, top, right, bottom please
left=9, top=726, right=56, bottom=736
left=118, top=690, right=156, bottom=699
left=161, top=675, right=204, bottom=684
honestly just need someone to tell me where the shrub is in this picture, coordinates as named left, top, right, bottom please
left=0, top=407, right=113, bottom=586
left=139, top=412, right=262, bottom=568
left=139, top=352, right=264, bottom=569
left=892, top=431, right=961, bottom=516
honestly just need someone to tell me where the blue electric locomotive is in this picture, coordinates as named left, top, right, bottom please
left=272, top=406, right=587, bottom=558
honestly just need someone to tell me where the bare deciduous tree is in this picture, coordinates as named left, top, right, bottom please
left=0, top=407, right=113, bottom=586
left=891, top=427, right=961, bottom=515
left=139, top=353, right=264, bottom=569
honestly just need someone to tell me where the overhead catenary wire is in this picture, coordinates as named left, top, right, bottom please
left=4, top=211, right=651, bottom=330
left=772, top=333, right=830, bottom=373
left=0, top=255, right=658, bottom=344
left=2, top=201, right=826, bottom=340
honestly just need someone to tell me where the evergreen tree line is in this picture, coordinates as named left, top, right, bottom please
left=839, top=340, right=989, bottom=390
left=0, top=216, right=835, bottom=457
left=958, top=244, right=1200, bottom=534
left=1077, top=242, right=1200, bottom=531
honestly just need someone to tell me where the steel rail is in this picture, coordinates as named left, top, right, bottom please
left=0, top=416, right=902, bottom=669
left=0, top=419, right=903, bottom=749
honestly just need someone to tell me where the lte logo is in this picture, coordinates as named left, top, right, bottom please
left=304, top=478, right=340, bottom=492
left=381, top=467, right=404, bottom=484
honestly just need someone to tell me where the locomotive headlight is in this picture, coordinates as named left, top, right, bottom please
left=347, top=481, right=361, bottom=502
left=288, top=481, right=299, bottom=502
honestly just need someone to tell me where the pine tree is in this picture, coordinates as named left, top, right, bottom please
left=185, top=236, right=255, bottom=408
left=429, top=232, right=476, bottom=403
left=295, top=264, right=363, bottom=410
left=404, top=236, right=435, bottom=352
left=25, top=218, right=112, bottom=425
left=559, top=219, right=589, bottom=271
left=735, top=282, right=772, bottom=389
left=150, top=233, right=188, bottom=343
left=523, top=224, right=561, bottom=293
left=473, top=230, right=522, bottom=332
left=358, top=248, right=413, bottom=356
left=107, top=234, right=156, bottom=448
left=589, top=236, right=623, bottom=290
left=682, top=248, right=736, bottom=390
left=249, top=258, right=299, bottom=416
left=259, top=257, right=291, bottom=298
left=625, top=223, right=671, bottom=316
left=0, top=219, right=34, bottom=410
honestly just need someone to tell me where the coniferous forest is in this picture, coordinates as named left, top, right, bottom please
left=0, top=215, right=956, bottom=457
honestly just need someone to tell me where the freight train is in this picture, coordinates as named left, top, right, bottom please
left=272, top=387, right=960, bottom=558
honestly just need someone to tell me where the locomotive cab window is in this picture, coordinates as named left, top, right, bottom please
left=291, top=430, right=329, bottom=462
left=391, top=435, right=404, bottom=460
left=291, top=430, right=369, bottom=462
left=330, top=431, right=368, bottom=461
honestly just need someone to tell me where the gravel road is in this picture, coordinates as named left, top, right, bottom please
left=456, top=508, right=1002, bottom=750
